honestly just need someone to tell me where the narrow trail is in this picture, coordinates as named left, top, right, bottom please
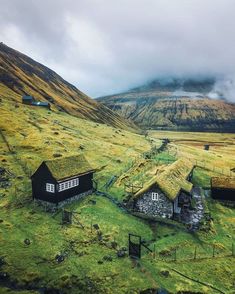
left=170, top=267, right=226, bottom=294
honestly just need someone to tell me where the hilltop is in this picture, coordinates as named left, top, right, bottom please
left=0, top=43, right=136, bottom=130
left=97, top=78, right=235, bottom=132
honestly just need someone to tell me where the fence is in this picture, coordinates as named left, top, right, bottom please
left=167, top=146, right=235, bottom=177
left=149, top=242, right=234, bottom=262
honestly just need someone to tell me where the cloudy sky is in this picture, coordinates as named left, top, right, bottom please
left=1, top=0, right=235, bottom=98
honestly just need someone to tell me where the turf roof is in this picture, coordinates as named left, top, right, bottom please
left=43, top=154, right=94, bottom=181
left=211, top=177, right=235, bottom=190
left=134, top=158, right=194, bottom=201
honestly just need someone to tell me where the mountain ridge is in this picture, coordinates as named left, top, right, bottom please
left=97, top=78, right=235, bottom=132
left=0, top=42, right=136, bottom=130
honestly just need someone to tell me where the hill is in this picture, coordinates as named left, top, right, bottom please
left=0, top=42, right=136, bottom=130
left=97, top=78, right=235, bottom=132
left=0, top=94, right=234, bottom=293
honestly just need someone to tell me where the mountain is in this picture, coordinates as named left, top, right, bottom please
left=0, top=42, right=136, bottom=130
left=97, top=78, right=235, bottom=132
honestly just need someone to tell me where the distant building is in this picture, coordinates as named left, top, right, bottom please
left=31, top=155, right=95, bottom=207
left=129, top=159, right=194, bottom=220
left=211, top=177, right=235, bottom=201
left=22, top=95, right=50, bottom=109
left=22, top=95, right=35, bottom=105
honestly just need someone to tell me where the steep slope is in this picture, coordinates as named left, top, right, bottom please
left=0, top=42, right=136, bottom=130
left=98, top=78, right=235, bottom=132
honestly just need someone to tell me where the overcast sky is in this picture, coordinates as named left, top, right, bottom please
left=1, top=0, right=235, bottom=98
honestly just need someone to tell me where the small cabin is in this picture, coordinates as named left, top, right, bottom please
left=129, top=159, right=194, bottom=220
left=31, top=155, right=95, bottom=207
left=22, top=95, right=50, bottom=109
left=211, top=177, right=235, bottom=201
left=22, top=95, right=35, bottom=105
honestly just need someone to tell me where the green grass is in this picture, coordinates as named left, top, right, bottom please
left=0, top=99, right=235, bottom=293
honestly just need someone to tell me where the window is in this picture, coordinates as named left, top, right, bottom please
left=152, top=192, right=159, bottom=201
left=46, top=183, right=55, bottom=193
left=59, top=178, right=79, bottom=192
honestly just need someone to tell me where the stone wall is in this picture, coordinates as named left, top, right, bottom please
left=34, top=189, right=93, bottom=210
left=134, top=185, right=173, bottom=218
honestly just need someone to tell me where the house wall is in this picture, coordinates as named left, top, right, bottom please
left=134, top=185, right=174, bottom=218
left=56, top=172, right=93, bottom=203
left=211, top=188, right=234, bottom=201
left=31, top=163, right=58, bottom=204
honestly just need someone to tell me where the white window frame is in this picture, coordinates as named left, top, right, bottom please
left=152, top=192, right=159, bottom=201
left=59, top=178, right=79, bottom=192
left=46, top=183, right=55, bottom=193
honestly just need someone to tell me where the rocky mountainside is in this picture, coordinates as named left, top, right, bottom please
left=97, top=78, right=235, bottom=132
left=0, top=43, right=136, bottom=130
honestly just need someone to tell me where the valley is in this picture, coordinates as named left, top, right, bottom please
left=0, top=44, right=234, bottom=294
left=98, top=79, right=235, bottom=132
left=0, top=95, right=234, bottom=293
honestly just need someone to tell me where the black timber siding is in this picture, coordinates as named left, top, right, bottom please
left=31, top=162, right=94, bottom=204
left=31, top=163, right=58, bottom=204
left=211, top=188, right=234, bottom=201
left=56, top=172, right=93, bottom=203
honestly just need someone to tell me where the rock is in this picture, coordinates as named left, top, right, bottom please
left=117, top=250, right=126, bottom=258
left=24, top=238, right=31, bottom=245
left=55, top=254, right=64, bottom=263
left=97, top=231, right=103, bottom=241
left=0, top=167, right=6, bottom=175
left=111, top=241, right=118, bottom=249
left=93, top=224, right=100, bottom=230
left=0, top=272, right=8, bottom=280
left=160, top=270, right=170, bottom=277
left=53, top=153, right=62, bottom=158
left=0, top=257, right=6, bottom=267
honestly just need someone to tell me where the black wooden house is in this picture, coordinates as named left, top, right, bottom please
left=31, top=155, right=95, bottom=207
left=211, top=177, right=235, bottom=201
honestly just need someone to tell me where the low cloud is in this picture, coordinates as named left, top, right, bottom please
left=208, top=76, right=235, bottom=102
left=0, top=0, right=235, bottom=100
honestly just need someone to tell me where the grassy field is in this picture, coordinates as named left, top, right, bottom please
left=0, top=98, right=234, bottom=293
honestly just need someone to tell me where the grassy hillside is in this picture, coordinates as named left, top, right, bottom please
left=0, top=43, right=136, bottom=130
left=97, top=79, right=235, bottom=132
left=0, top=96, right=234, bottom=293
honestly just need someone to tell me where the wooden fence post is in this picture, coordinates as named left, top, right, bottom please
left=153, top=244, right=156, bottom=260
left=194, top=246, right=197, bottom=260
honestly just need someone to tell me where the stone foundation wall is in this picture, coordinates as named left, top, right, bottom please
left=134, top=186, right=173, bottom=218
left=34, top=189, right=93, bottom=210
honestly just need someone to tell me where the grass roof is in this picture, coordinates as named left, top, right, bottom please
left=44, top=154, right=94, bottom=181
left=134, top=158, right=194, bottom=201
left=211, top=177, right=235, bottom=190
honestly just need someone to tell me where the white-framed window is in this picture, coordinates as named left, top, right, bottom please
left=59, top=178, right=79, bottom=192
left=46, top=183, right=55, bottom=193
left=152, top=192, right=159, bottom=201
